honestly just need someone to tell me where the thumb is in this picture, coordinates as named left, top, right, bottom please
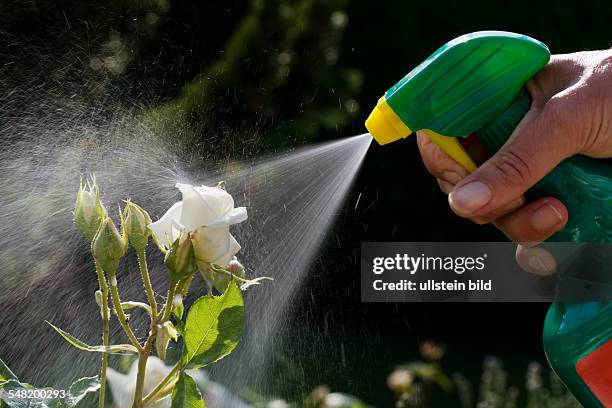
left=448, top=97, right=577, bottom=217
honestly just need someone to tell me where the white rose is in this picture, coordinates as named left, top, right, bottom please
left=149, top=183, right=247, bottom=268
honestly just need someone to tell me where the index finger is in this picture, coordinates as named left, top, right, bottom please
left=416, top=131, right=469, bottom=184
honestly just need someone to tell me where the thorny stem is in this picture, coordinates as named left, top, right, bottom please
left=108, top=272, right=144, bottom=352
left=133, top=281, right=179, bottom=407
left=131, top=325, right=158, bottom=408
left=160, top=282, right=178, bottom=323
left=95, top=263, right=110, bottom=408
left=137, top=249, right=158, bottom=321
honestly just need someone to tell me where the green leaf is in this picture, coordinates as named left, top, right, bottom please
left=0, top=362, right=98, bottom=408
left=0, top=378, right=98, bottom=408
left=46, top=322, right=138, bottom=354
left=63, top=376, right=100, bottom=408
left=183, top=282, right=244, bottom=368
left=0, top=379, right=35, bottom=408
left=0, top=359, right=17, bottom=382
left=170, top=373, right=205, bottom=408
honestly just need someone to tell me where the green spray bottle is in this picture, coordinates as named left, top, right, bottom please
left=365, top=31, right=612, bottom=407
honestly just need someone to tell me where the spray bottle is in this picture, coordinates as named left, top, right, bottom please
left=365, top=31, right=612, bottom=407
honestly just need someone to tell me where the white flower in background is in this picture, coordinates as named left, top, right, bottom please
left=107, top=361, right=253, bottom=408
left=322, top=393, right=363, bottom=408
left=106, top=357, right=172, bottom=408
left=149, top=183, right=247, bottom=268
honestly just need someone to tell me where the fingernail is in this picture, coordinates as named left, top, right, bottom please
left=441, top=170, right=463, bottom=185
left=531, top=203, right=564, bottom=231
left=528, top=254, right=556, bottom=275
left=449, top=181, right=492, bottom=214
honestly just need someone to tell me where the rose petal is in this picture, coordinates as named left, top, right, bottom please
left=192, top=226, right=241, bottom=268
left=194, top=184, right=234, bottom=214
left=176, top=183, right=220, bottom=229
left=148, top=202, right=183, bottom=248
left=211, top=233, right=241, bottom=267
left=207, top=207, right=248, bottom=228
left=176, top=183, right=241, bottom=230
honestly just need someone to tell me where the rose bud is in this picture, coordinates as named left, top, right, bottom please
left=155, top=321, right=179, bottom=361
left=74, top=177, right=106, bottom=241
left=94, top=290, right=103, bottom=307
left=227, top=257, right=246, bottom=278
left=92, top=217, right=127, bottom=275
left=164, top=234, right=197, bottom=282
left=123, top=200, right=152, bottom=252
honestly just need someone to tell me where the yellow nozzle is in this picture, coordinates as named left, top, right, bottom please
left=365, top=96, right=412, bottom=145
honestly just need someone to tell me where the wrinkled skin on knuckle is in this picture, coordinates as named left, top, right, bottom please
left=531, top=53, right=586, bottom=103
left=417, top=136, right=442, bottom=176
left=422, top=148, right=448, bottom=178
left=540, top=51, right=612, bottom=159
left=484, top=149, right=533, bottom=193
left=537, top=93, right=585, bottom=157
left=418, top=134, right=468, bottom=181
left=580, top=53, right=612, bottom=157
left=529, top=52, right=603, bottom=157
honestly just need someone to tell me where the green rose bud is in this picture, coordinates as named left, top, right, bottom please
left=94, top=290, right=103, bottom=307
left=123, top=200, right=152, bottom=252
left=73, top=177, right=105, bottom=241
left=155, top=321, right=179, bottom=361
left=164, top=234, right=197, bottom=282
left=92, top=217, right=127, bottom=274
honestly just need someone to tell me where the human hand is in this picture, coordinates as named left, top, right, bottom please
left=418, top=50, right=612, bottom=247
left=418, top=50, right=612, bottom=274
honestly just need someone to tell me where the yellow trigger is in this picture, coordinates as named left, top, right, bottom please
left=423, top=130, right=477, bottom=173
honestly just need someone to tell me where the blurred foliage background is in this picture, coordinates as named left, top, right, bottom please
left=1, top=0, right=611, bottom=406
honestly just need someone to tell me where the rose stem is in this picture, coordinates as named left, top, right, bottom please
left=95, top=263, right=110, bottom=408
left=108, top=271, right=143, bottom=351
left=137, top=249, right=157, bottom=321
left=131, top=325, right=158, bottom=408
left=132, top=281, right=179, bottom=407
left=157, top=281, right=178, bottom=324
